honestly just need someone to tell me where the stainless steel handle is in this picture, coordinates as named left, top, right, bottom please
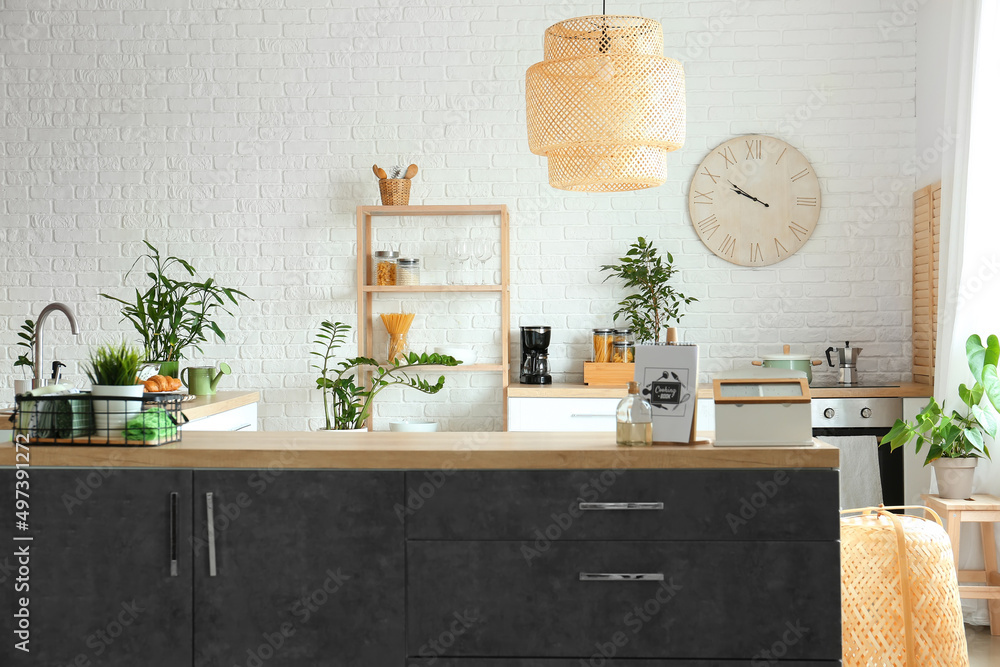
left=169, top=492, right=178, bottom=577
left=230, top=423, right=253, bottom=431
left=579, top=502, right=664, bottom=511
left=206, top=492, right=217, bottom=577
left=579, top=573, right=664, bottom=582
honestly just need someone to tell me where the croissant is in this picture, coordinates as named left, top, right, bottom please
left=149, top=375, right=169, bottom=391
left=167, top=377, right=182, bottom=391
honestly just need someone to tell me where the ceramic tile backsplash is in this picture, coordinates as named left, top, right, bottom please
left=0, top=0, right=917, bottom=431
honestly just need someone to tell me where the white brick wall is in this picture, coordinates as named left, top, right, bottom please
left=0, top=0, right=917, bottom=431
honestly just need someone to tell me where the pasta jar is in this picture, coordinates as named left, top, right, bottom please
left=592, top=328, right=614, bottom=363
left=612, top=341, right=635, bottom=363
left=374, top=250, right=398, bottom=286
left=397, top=258, right=420, bottom=285
left=614, top=328, right=635, bottom=345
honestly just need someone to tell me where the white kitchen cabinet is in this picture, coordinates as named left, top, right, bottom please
left=507, top=397, right=716, bottom=433
left=182, top=402, right=258, bottom=432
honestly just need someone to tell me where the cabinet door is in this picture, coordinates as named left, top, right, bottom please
left=0, top=467, right=193, bottom=667
left=192, top=470, right=404, bottom=667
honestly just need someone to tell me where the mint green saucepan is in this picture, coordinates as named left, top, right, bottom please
left=751, top=345, right=824, bottom=384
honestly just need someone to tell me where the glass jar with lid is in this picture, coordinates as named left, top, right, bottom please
left=612, top=341, right=635, bottom=363
left=397, top=258, right=420, bottom=285
left=374, top=250, right=398, bottom=286
left=592, top=328, right=614, bottom=363
left=614, top=328, right=635, bottom=345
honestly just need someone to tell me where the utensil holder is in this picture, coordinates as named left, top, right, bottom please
left=379, top=178, right=411, bottom=206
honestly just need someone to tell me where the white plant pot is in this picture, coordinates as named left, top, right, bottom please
left=316, top=426, right=369, bottom=433
left=91, top=385, right=145, bottom=440
left=932, top=457, right=979, bottom=500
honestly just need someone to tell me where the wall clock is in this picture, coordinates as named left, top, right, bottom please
left=688, top=135, right=821, bottom=267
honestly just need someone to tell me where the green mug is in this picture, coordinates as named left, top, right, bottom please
left=180, top=363, right=231, bottom=396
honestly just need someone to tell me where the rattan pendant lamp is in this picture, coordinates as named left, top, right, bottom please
left=525, top=4, right=686, bottom=191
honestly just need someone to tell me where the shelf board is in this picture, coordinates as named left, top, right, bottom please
left=360, top=204, right=505, bottom=217
left=363, top=285, right=503, bottom=293
left=376, top=363, right=504, bottom=373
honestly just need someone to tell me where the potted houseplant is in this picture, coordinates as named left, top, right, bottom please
left=599, top=237, right=697, bottom=344
left=312, top=320, right=461, bottom=431
left=84, top=341, right=144, bottom=439
left=881, top=333, right=998, bottom=499
left=101, top=241, right=250, bottom=378
left=13, top=318, right=34, bottom=396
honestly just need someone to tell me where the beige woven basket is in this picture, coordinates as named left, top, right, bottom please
left=841, top=506, right=968, bottom=667
left=379, top=178, right=410, bottom=206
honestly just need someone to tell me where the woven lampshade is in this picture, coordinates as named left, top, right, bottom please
left=525, top=15, right=685, bottom=192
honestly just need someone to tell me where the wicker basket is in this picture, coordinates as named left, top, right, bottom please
left=379, top=178, right=411, bottom=206
left=841, top=506, right=968, bottom=667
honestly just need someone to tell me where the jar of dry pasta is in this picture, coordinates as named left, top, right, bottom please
left=612, top=341, right=635, bottom=363
left=397, top=258, right=420, bottom=285
left=374, top=250, right=398, bottom=286
left=592, top=328, right=614, bottom=363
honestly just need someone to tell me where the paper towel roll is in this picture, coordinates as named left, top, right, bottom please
left=825, top=435, right=883, bottom=509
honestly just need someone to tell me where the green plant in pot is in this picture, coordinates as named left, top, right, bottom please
left=881, top=334, right=998, bottom=499
left=599, top=237, right=697, bottom=344
left=12, top=318, right=35, bottom=395
left=312, top=320, right=461, bottom=431
left=84, top=341, right=145, bottom=440
left=101, top=241, right=250, bottom=378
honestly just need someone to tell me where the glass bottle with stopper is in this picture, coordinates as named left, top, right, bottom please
left=616, top=381, right=652, bottom=447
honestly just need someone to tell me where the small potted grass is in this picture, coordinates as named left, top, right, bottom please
left=85, top=341, right=144, bottom=440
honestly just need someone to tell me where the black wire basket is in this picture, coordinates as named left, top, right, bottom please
left=12, top=392, right=185, bottom=447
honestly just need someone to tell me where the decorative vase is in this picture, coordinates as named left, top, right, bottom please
left=91, top=384, right=145, bottom=441
left=932, top=457, right=978, bottom=500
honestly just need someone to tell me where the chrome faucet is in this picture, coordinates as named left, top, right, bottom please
left=33, top=302, right=80, bottom=388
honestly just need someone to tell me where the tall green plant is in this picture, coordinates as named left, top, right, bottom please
left=14, top=319, right=35, bottom=378
left=599, top=237, right=697, bottom=344
left=85, top=341, right=144, bottom=387
left=101, top=241, right=250, bottom=362
left=311, top=320, right=461, bottom=430
left=881, top=334, right=1000, bottom=463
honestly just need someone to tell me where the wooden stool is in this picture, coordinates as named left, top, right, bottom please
left=922, top=494, right=1000, bottom=635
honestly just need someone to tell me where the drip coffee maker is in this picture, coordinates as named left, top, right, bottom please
left=520, top=326, right=552, bottom=385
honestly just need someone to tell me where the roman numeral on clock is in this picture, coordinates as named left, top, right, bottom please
left=745, top=139, right=761, bottom=160
left=788, top=221, right=809, bottom=242
left=775, top=147, right=787, bottom=165
left=749, top=243, right=763, bottom=263
left=717, top=146, right=737, bottom=168
left=790, top=168, right=809, bottom=182
left=693, top=189, right=714, bottom=204
left=774, top=237, right=788, bottom=256
left=796, top=196, right=817, bottom=207
left=719, top=234, right=737, bottom=258
left=696, top=214, right=720, bottom=239
left=700, top=167, right=720, bottom=184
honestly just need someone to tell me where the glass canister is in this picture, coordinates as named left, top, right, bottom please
left=592, top=328, right=614, bottom=363
left=397, top=258, right=420, bottom=285
left=614, top=328, right=635, bottom=345
left=616, top=381, right=652, bottom=447
left=612, top=341, right=635, bottom=363
left=374, top=250, right=398, bottom=286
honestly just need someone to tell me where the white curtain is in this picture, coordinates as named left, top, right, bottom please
left=935, top=0, right=1000, bottom=626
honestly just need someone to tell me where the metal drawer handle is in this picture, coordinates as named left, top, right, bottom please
left=230, top=423, right=253, bottom=431
left=579, top=502, right=664, bottom=511
left=580, top=573, right=664, bottom=582
left=169, top=492, right=178, bottom=577
left=206, top=492, right=217, bottom=577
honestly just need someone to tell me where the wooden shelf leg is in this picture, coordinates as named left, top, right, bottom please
left=982, top=521, right=1000, bottom=635
left=946, top=511, right=962, bottom=569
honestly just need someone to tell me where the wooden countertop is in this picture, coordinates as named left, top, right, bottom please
left=508, top=382, right=933, bottom=400
left=0, top=390, right=259, bottom=431
left=0, top=431, right=838, bottom=470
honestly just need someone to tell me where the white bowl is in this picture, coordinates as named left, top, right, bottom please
left=433, top=346, right=477, bottom=365
left=388, top=420, right=439, bottom=433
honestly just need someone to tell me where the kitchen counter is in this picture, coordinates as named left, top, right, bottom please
left=0, top=430, right=838, bottom=469
left=508, top=381, right=933, bottom=399
left=0, top=390, right=259, bottom=431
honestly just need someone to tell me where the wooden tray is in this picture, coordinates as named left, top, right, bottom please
left=583, top=362, right=635, bottom=387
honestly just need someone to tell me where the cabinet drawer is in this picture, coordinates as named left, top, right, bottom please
left=405, top=469, right=838, bottom=541
left=407, top=540, right=840, bottom=661
left=508, top=397, right=619, bottom=431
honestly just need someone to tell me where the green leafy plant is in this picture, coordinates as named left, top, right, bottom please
left=101, top=241, right=251, bottom=362
left=84, top=341, right=144, bottom=387
left=14, top=319, right=35, bottom=378
left=881, top=334, right=1000, bottom=463
left=311, top=320, right=461, bottom=430
left=599, top=237, right=697, bottom=344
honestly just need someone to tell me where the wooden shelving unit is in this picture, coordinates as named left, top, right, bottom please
left=356, top=204, right=510, bottom=430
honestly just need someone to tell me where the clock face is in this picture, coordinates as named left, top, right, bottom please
left=688, top=135, right=821, bottom=267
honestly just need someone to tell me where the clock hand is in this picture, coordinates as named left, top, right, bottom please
left=728, top=180, right=770, bottom=208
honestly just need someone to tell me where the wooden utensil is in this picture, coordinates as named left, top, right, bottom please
left=403, top=164, right=418, bottom=179
left=373, top=164, right=387, bottom=179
